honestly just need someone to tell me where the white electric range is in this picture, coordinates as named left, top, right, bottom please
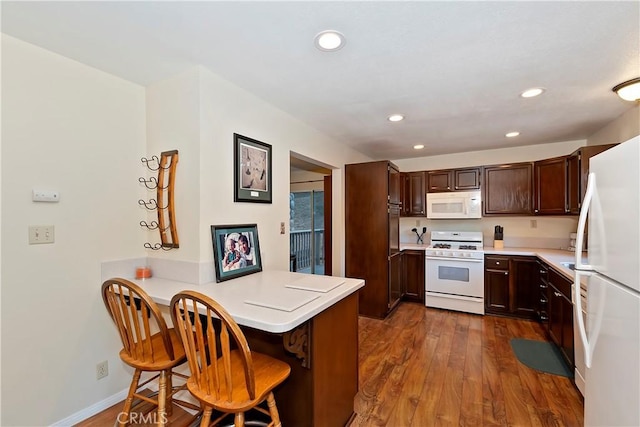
left=425, top=231, right=485, bottom=314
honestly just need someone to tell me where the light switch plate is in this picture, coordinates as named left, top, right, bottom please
left=32, top=189, right=60, bottom=202
left=29, top=225, right=55, bottom=244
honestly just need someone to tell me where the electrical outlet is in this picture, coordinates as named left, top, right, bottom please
left=280, top=222, right=285, bottom=234
left=531, top=219, right=537, bottom=229
left=28, top=225, right=55, bottom=244
left=96, top=360, right=109, bottom=380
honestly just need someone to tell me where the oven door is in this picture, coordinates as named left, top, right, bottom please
left=426, top=257, right=484, bottom=297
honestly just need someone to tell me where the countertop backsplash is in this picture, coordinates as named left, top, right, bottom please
left=400, top=216, right=579, bottom=251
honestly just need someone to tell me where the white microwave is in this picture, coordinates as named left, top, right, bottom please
left=426, top=190, right=482, bottom=219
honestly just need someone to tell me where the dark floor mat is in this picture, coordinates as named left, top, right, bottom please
left=510, top=338, right=573, bottom=378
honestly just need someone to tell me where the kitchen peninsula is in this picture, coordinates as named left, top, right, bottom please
left=130, top=270, right=364, bottom=427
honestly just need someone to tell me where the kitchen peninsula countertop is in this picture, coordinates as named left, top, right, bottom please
left=130, top=270, right=364, bottom=333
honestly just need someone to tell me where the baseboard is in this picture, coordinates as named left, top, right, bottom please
left=50, top=388, right=129, bottom=426
left=52, top=370, right=200, bottom=425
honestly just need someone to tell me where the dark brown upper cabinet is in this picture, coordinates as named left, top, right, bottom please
left=401, top=172, right=426, bottom=216
left=483, top=163, right=533, bottom=215
left=534, top=156, right=568, bottom=215
left=427, top=167, right=480, bottom=192
left=567, top=144, right=616, bottom=214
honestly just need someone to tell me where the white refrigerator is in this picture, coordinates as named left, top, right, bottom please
left=574, top=135, right=640, bottom=426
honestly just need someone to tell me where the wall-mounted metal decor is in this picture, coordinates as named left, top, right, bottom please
left=139, top=150, right=179, bottom=250
left=234, top=133, right=272, bottom=203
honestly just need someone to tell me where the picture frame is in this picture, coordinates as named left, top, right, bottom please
left=234, top=133, right=273, bottom=203
left=233, top=133, right=273, bottom=203
left=211, top=224, right=262, bottom=282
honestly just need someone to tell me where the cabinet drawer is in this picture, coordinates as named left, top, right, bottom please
left=549, top=268, right=572, bottom=299
left=485, top=256, right=509, bottom=270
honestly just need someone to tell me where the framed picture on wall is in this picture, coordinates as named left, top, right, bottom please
left=211, top=224, right=262, bottom=282
left=234, top=133, right=272, bottom=203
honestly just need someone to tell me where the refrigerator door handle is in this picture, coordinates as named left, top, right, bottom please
left=575, top=173, right=595, bottom=270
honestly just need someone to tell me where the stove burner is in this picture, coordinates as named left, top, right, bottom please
left=459, top=245, right=477, bottom=250
left=433, top=243, right=451, bottom=249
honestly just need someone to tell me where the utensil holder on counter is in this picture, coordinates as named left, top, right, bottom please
left=494, top=225, right=504, bottom=249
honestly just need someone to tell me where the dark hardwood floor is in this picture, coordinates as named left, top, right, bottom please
left=77, top=302, right=583, bottom=426
left=351, top=302, right=584, bottom=426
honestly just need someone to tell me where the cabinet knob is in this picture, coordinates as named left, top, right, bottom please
left=504, top=271, right=509, bottom=275
left=555, top=291, right=562, bottom=297
left=447, top=186, right=451, bottom=190
left=539, top=270, right=546, bottom=274
left=496, top=261, right=500, bottom=265
left=535, top=209, right=539, bottom=213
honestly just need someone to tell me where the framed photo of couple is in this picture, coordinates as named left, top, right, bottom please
left=211, top=224, right=262, bottom=282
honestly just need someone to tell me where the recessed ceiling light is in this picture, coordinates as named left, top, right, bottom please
left=314, top=30, right=345, bottom=51
left=520, top=88, right=545, bottom=98
left=388, top=114, right=404, bottom=122
left=413, top=144, right=424, bottom=150
left=506, top=131, right=520, bottom=138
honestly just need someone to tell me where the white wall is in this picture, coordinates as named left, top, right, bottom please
left=587, top=105, right=640, bottom=146
left=145, top=67, right=371, bottom=275
left=1, top=39, right=372, bottom=424
left=1, top=35, right=147, bottom=425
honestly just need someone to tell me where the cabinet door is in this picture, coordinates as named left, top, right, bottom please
left=510, top=257, right=539, bottom=319
left=483, top=163, right=533, bottom=215
left=402, top=250, right=425, bottom=303
left=388, top=252, right=403, bottom=311
left=485, top=269, right=510, bottom=313
left=427, top=170, right=453, bottom=192
left=534, top=156, right=568, bottom=215
left=454, top=168, right=481, bottom=191
left=388, top=163, right=401, bottom=205
left=408, top=172, right=426, bottom=215
left=567, top=153, right=581, bottom=214
left=561, top=295, right=575, bottom=367
left=548, top=284, right=563, bottom=347
left=400, top=173, right=410, bottom=216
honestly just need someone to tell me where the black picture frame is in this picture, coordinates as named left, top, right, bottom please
left=211, top=224, right=262, bottom=282
left=234, top=133, right=272, bottom=203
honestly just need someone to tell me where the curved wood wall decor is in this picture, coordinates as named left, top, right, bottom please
left=139, top=150, right=179, bottom=250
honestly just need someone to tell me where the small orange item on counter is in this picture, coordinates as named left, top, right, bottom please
left=135, top=267, right=152, bottom=279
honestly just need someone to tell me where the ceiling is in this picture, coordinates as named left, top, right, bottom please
left=2, top=1, right=639, bottom=160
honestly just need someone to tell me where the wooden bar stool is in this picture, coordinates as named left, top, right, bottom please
left=101, top=278, right=200, bottom=426
left=170, top=290, right=291, bottom=427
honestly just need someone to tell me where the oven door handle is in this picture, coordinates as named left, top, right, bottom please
left=425, top=256, right=484, bottom=263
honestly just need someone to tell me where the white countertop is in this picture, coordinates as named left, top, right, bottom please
left=484, top=247, right=585, bottom=281
left=399, top=243, right=584, bottom=282
left=130, top=270, right=364, bottom=334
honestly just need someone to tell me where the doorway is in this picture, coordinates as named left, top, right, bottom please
left=290, top=153, right=333, bottom=275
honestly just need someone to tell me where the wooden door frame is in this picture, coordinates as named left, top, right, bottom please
left=323, top=175, right=332, bottom=275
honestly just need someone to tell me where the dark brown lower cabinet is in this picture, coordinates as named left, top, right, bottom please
left=402, top=249, right=425, bottom=303
left=389, top=252, right=403, bottom=311
left=547, top=268, right=574, bottom=368
left=485, top=257, right=510, bottom=313
left=485, top=255, right=538, bottom=319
